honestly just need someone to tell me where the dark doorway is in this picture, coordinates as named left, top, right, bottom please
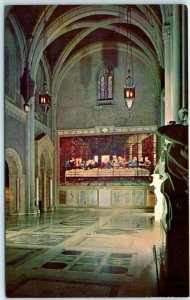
left=5, top=161, right=9, bottom=188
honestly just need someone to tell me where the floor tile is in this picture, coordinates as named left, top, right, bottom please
left=6, top=209, right=162, bottom=297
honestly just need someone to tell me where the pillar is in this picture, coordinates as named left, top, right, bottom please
left=30, top=95, right=36, bottom=213
left=16, top=176, right=20, bottom=213
left=172, top=5, right=181, bottom=122
left=25, top=107, right=31, bottom=213
left=162, top=25, right=172, bottom=125
left=52, top=103, right=57, bottom=210
left=43, top=169, right=47, bottom=211
left=18, top=175, right=26, bottom=214
left=181, top=5, right=188, bottom=109
left=26, top=95, right=36, bottom=214
left=35, top=176, right=40, bottom=213
left=48, top=176, right=53, bottom=211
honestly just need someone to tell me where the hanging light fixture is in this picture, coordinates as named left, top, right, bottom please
left=39, top=8, right=51, bottom=114
left=20, top=60, right=35, bottom=113
left=39, top=80, right=51, bottom=113
left=123, top=7, right=135, bottom=113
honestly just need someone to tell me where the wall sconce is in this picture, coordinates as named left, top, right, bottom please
left=23, top=103, right=30, bottom=112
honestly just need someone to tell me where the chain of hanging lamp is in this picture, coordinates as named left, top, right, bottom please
left=39, top=7, right=51, bottom=114
left=127, top=7, right=133, bottom=84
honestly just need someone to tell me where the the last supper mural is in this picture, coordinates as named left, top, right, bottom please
left=59, top=133, right=156, bottom=183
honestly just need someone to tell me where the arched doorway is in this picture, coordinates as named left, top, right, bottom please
left=5, top=161, right=9, bottom=188
left=35, top=134, right=54, bottom=213
left=5, top=148, right=25, bottom=215
left=38, top=152, right=53, bottom=213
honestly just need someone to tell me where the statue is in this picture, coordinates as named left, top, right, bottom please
left=178, top=108, right=188, bottom=125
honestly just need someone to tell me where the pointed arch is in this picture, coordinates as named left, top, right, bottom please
left=5, top=148, right=25, bottom=215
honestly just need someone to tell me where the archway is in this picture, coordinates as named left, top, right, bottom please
left=35, top=134, right=54, bottom=213
left=5, top=148, right=24, bottom=215
left=38, top=151, right=52, bottom=213
left=5, top=161, right=9, bottom=188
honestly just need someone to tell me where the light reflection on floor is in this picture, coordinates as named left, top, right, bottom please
left=6, top=209, right=163, bottom=297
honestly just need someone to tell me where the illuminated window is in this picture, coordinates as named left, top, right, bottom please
left=97, top=69, right=113, bottom=105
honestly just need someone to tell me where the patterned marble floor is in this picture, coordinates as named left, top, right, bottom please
left=5, top=209, right=164, bottom=297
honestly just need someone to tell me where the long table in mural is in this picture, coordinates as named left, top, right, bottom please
left=65, top=167, right=150, bottom=178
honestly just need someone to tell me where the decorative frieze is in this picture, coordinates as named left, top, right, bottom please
left=5, top=98, right=26, bottom=123
left=35, top=119, right=51, bottom=135
left=58, top=125, right=157, bottom=137
left=5, top=98, right=51, bottom=136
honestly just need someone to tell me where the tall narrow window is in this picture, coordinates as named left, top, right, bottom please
left=97, top=69, right=113, bottom=105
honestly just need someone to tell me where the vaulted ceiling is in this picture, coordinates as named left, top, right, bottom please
left=6, top=4, right=170, bottom=96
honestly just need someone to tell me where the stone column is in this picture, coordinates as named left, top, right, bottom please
left=16, top=176, right=20, bottom=213
left=21, top=63, right=36, bottom=214
left=19, top=175, right=26, bottom=214
left=162, top=25, right=172, bottom=125
left=35, top=176, right=40, bottom=213
left=43, top=169, right=47, bottom=211
left=26, top=96, right=36, bottom=214
left=25, top=108, right=31, bottom=213
left=172, top=5, right=181, bottom=122
left=181, top=5, right=188, bottom=109
left=52, top=103, right=57, bottom=210
left=29, top=95, right=36, bottom=213
left=48, top=176, right=53, bottom=211
left=161, top=93, right=165, bottom=127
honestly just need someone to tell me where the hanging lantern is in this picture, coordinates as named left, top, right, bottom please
left=39, top=9, right=51, bottom=114
left=39, top=81, right=51, bottom=113
left=123, top=7, right=136, bottom=113
left=20, top=62, right=35, bottom=112
left=124, top=69, right=135, bottom=111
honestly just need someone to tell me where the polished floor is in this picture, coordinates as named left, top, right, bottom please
left=5, top=209, right=164, bottom=297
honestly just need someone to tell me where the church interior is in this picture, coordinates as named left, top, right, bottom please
left=4, top=4, right=189, bottom=297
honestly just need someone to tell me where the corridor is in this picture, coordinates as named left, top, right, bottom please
left=6, top=209, right=164, bottom=297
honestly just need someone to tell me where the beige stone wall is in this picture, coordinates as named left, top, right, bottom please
left=57, top=51, right=158, bottom=129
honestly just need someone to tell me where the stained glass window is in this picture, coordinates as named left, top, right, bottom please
left=97, top=69, right=113, bottom=105
left=107, top=74, right=113, bottom=99
left=100, top=75, right=105, bottom=99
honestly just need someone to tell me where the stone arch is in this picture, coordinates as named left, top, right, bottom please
left=5, top=148, right=25, bottom=215
left=4, top=23, right=17, bottom=100
left=35, top=134, right=54, bottom=212
left=5, top=17, right=24, bottom=106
